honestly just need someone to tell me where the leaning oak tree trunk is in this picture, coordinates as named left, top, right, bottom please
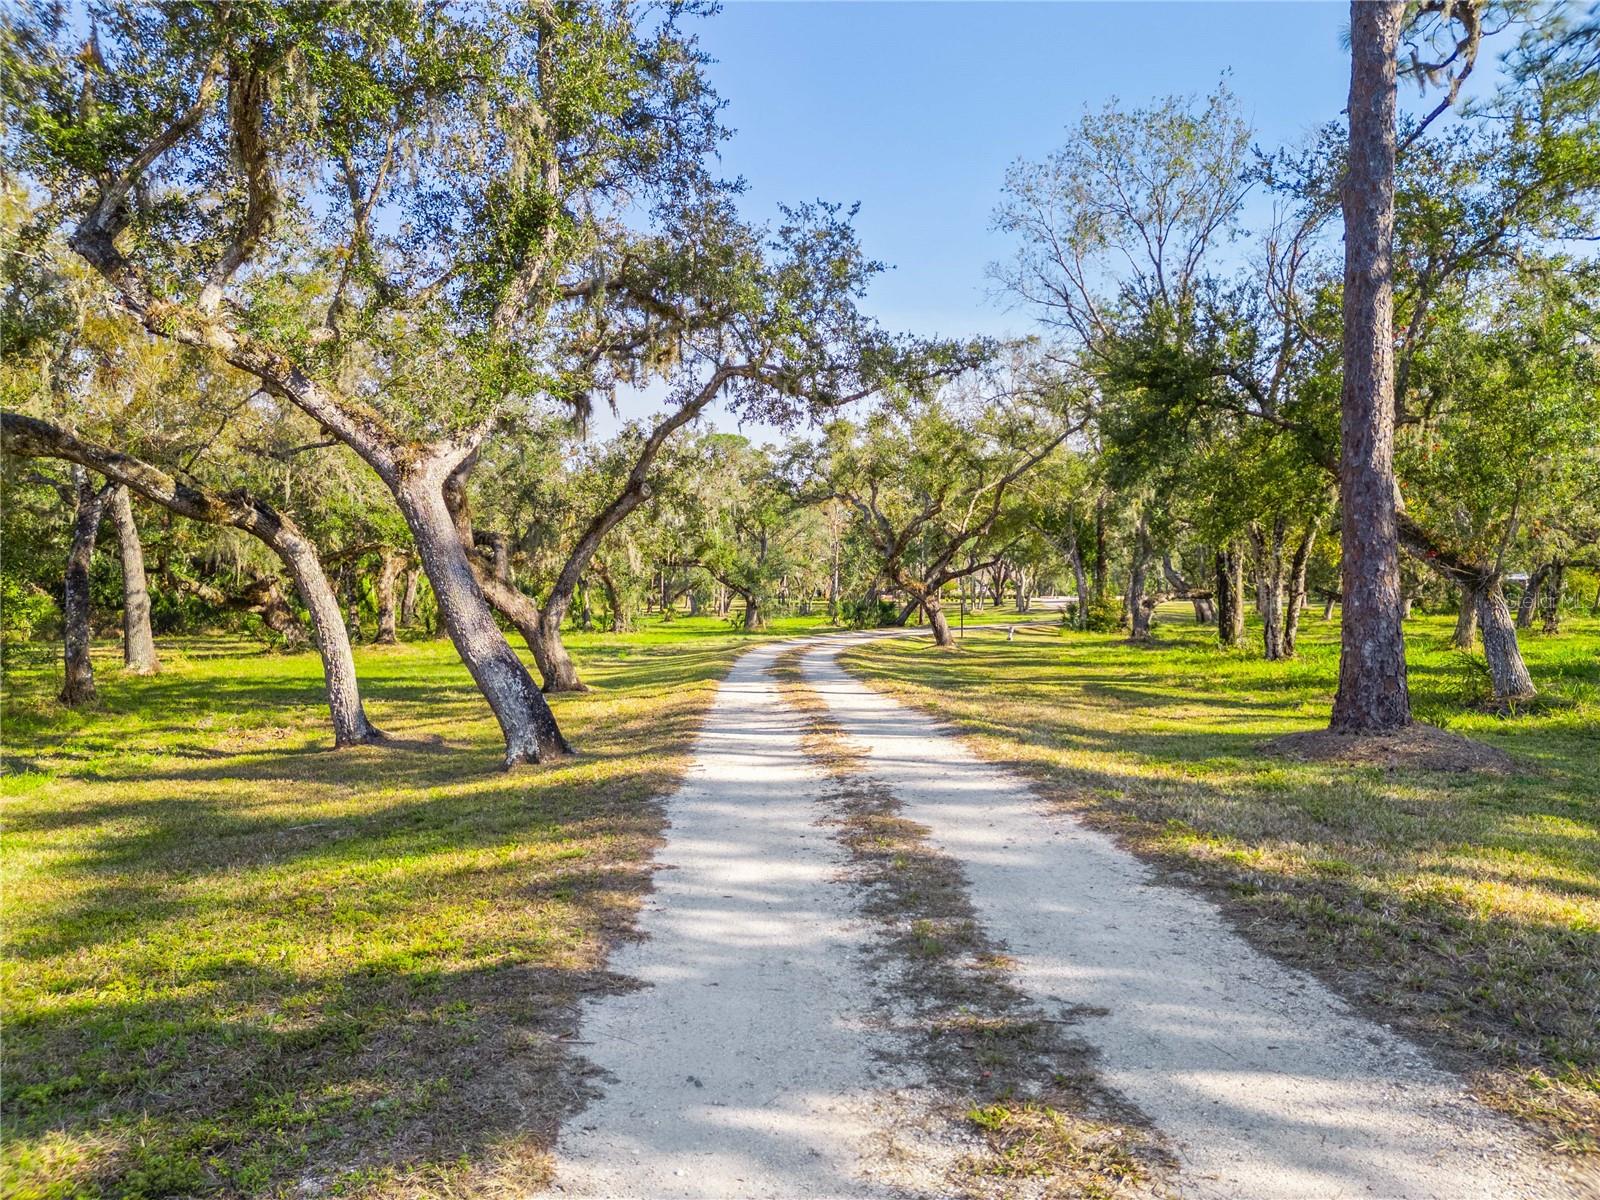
left=1282, top=515, right=1321, bottom=658
left=3, top=413, right=382, bottom=746
left=60, top=469, right=113, bottom=704
left=1330, top=0, right=1411, bottom=734
left=922, top=593, right=955, bottom=648
left=108, top=484, right=160, bottom=674
left=397, top=456, right=569, bottom=764
left=533, top=607, right=586, bottom=692
left=1477, top=578, right=1536, bottom=705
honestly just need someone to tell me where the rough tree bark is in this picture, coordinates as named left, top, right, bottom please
left=108, top=484, right=160, bottom=674
left=60, top=469, right=114, bottom=704
left=1126, top=517, right=1155, bottom=641
left=400, top=566, right=421, bottom=628
left=1330, top=0, right=1411, bottom=733
left=341, top=564, right=363, bottom=643
left=924, top=597, right=953, bottom=646
left=593, top=557, right=627, bottom=633
left=1477, top=579, right=1536, bottom=703
left=4, top=415, right=381, bottom=744
left=1215, top=544, right=1245, bottom=648
left=1282, top=516, right=1321, bottom=657
left=374, top=550, right=403, bottom=644
left=1250, top=519, right=1288, bottom=661
left=396, top=453, right=569, bottom=763
left=1453, top=577, right=1483, bottom=649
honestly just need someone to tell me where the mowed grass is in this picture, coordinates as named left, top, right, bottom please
left=0, top=615, right=835, bottom=1200
left=841, top=604, right=1600, bottom=1155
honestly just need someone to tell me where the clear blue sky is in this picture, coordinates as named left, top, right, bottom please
left=599, top=1, right=1495, bottom=439
left=697, top=1, right=1352, bottom=342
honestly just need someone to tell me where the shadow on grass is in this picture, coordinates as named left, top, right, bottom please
left=1, top=633, right=748, bottom=1197
left=840, top=617, right=1600, bottom=1145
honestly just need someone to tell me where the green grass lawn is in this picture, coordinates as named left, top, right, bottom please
left=0, top=615, right=836, bottom=1200
left=841, top=604, right=1600, bottom=1156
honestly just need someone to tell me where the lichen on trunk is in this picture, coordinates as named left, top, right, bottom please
left=109, top=485, right=160, bottom=674
left=59, top=470, right=113, bottom=705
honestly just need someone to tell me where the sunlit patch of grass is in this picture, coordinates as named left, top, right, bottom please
left=842, top=606, right=1600, bottom=1154
left=0, top=619, right=797, bottom=1199
left=963, top=1103, right=1146, bottom=1199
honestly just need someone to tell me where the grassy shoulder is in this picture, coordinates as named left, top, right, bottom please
left=0, top=616, right=833, bottom=1200
left=839, top=605, right=1600, bottom=1156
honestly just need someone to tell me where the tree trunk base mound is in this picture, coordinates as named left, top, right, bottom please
left=1263, top=725, right=1515, bottom=773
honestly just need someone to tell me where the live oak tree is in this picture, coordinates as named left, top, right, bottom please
left=8, top=1, right=733, bottom=764
left=687, top=434, right=818, bottom=632
left=2, top=412, right=383, bottom=744
left=809, top=369, right=1075, bottom=648
left=1397, top=262, right=1600, bottom=701
left=993, top=84, right=1251, bottom=646
left=455, top=202, right=944, bottom=690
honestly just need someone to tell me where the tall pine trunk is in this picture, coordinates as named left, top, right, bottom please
left=60, top=470, right=112, bottom=704
left=108, top=485, right=159, bottom=674
left=1330, top=0, right=1411, bottom=733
